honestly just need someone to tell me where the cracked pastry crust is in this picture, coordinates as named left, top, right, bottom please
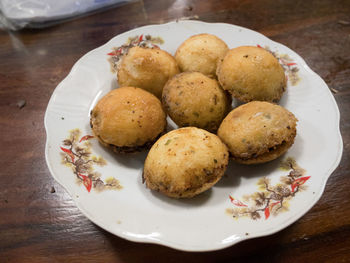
left=217, top=46, right=286, bottom=102
left=143, top=127, right=229, bottom=198
left=90, top=87, right=167, bottom=153
left=217, top=101, right=297, bottom=164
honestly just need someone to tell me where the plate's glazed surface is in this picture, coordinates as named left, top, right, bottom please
left=45, top=21, right=342, bottom=252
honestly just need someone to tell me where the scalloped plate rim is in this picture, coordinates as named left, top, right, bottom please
left=44, top=20, right=343, bottom=252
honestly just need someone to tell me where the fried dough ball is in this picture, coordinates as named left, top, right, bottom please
left=117, top=47, right=180, bottom=98
left=175, top=34, right=229, bottom=78
left=143, top=127, right=229, bottom=198
left=217, top=46, right=286, bottom=102
left=90, top=87, right=166, bottom=153
left=162, top=72, right=231, bottom=132
left=217, top=101, right=297, bottom=164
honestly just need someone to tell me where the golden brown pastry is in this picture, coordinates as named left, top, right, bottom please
left=162, top=72, right=231, bottom=132
left=117, top=46, right=179, bottom=98
left=175, top=34, right=229, bottom=78
left=143, top=127, right=229, bottom=198
left=217, top=46, right=286, bottom=102
left=217, top=101, right=297, bottom=164
left=90, top=87, right=166, bottom=153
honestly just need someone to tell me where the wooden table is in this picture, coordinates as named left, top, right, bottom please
left=1, top=0, right=349, bottom=261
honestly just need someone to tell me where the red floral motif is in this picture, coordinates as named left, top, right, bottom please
left=227, top=157, right=308, bottom=220
left=60, top=146, right=75, bottom=162
left=291, top=176, right=311, bottom=193
left=229, top=195, right=248, bottom=207
left=264, top=202, right=280, bottom=219
left=60, top=129, right=122, bottom=192
left=79, top=135, right=94, bottom=143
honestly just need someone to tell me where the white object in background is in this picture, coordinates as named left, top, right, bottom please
left=0, top=0, right=134, bottom=29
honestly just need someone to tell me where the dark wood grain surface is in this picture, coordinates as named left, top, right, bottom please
left=0, top=0, right=349, bottom=262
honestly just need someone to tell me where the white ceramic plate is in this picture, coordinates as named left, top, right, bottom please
left=45, top=21, right=343, bottom=252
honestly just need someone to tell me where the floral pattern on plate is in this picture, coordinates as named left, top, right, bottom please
left=227, top=157, right=309, bottom=220
left=60, top=129, right=122, bottom=192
